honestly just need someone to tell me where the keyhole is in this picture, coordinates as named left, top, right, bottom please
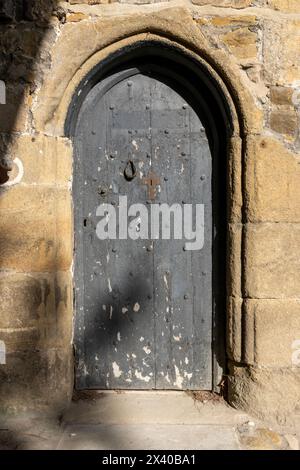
left=124, top=160, right=136, bottom=181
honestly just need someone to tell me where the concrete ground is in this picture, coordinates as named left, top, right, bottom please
left=0, top=391, right=299, bottom=450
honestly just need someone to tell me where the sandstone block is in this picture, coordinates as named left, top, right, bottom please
left=270, top=110, right=298, bottom=137
left=270, top=86, right=294, bottom=106
left=0, top=347, right=73, bottom=414
left=0, top=271, right=73, bottom=351
left=0, top=83, right=28, bottom=133
left=243, top=299, right=300, bottom=367
left=222, top=27, right=257, bottom=60
left=191, top=0, right=251, bottom=7
left=227, top=223, right=242, bottom=297
left=0, top=274, right=41, bottom=329
left=228, top=363, right=300, bottom=424
left=267, top=0, right=300, bottom=13
left=245, top=136, right=300, bottom=222
left=227, top=296, right=243, bottom=362
left=0, top=187, right=73, bottom=272
left=211, top=16, right=257, bottom=28
left=264, top=19, right=300, bottom=85
left=244, top=223, right=300, bottom=299
left=0, top=134, right=72, bottom=186
left=66, top=12, right=89, bottom=22
left=227, top=136, right=242, bottom=223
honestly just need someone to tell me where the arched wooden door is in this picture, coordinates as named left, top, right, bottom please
left=73, top=67, right=213, bottom=390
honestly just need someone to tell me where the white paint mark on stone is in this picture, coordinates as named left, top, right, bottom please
left=132, top=353, right=137, bottom=358
left=133, top=302, right=140, bottom=312
left=139, top=336, right=144, bottom=342
left=112, top=362, right=122, bottom=378
left=122, top=307, right=128, bottom=314
left=109, top=305, right=113, bottom=320
left=185, top=357, right=189, bottom=365
left=0, top=341, right=6, bottom=364
left=1, top=157, right=24, bottom=188
left=108, top=278, right=112, bottom=292
left=117, top=332, right=121, bottom=342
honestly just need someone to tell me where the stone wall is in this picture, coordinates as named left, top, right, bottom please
left=0, top=0, right=300, bottom=422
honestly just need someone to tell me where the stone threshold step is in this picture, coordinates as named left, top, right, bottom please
left=63, top=390, right=248, bottom=426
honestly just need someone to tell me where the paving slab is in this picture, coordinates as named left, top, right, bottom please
left=57, top=423, right=240, bottom=450
left=64, top=391, right=248, bottom=425
left=0, top=392, right=298, bottom=450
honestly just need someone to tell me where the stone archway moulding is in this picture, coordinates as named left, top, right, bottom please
left=32, top=6, right=263, bottom=397
left=34, top=7, right=262, bottom=138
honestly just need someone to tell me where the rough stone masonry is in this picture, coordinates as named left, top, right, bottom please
left=0, top=0, right=300, bottom=424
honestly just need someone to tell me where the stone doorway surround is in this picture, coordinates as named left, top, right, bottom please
left=0, top=1, right=300, bottom=424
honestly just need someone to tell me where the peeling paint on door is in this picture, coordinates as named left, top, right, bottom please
left=74, top=68, right=213, bottom=390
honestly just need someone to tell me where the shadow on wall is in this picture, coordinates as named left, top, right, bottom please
left=0, top=2, right=133, bottom=450
left=0, top=0, right=69, bottom=424
left=0, top=0, right=63, bottom=183
left=0, top=0, right=229, bottom=448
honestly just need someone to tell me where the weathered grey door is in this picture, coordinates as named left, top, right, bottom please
left=74, top=69, right=212, bottom=390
